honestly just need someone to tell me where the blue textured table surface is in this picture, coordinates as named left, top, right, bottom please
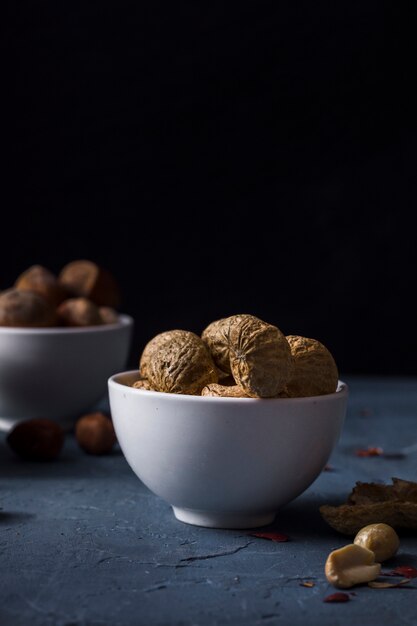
left=1, top=376, right=417, bottom=626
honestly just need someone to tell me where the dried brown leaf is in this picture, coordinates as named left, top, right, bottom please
left=320, top=478, right=417, bottom=535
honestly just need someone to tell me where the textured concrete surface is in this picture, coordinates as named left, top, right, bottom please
left=1, top=376, right=417, bottom=626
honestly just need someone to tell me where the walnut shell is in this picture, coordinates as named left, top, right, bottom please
left=349, top=477, right=417, bottom=505
left=147, top=330, right=218, bottom=395
left=229, top=315, right=293, bottom=398
left=132, top=378, right=154, bottom=390
left=320, top=478, right=417, bottom=535
left=57, top=297, right=102, bottom=327
left=285, top=335, right=338, bottom=397
left=139, top=330, right=189, bottom=378
left=201, top=383, right=249, bottom=398
left=0, top=288, right=56, bottom=327
left=15, top=264, right=67, bottom=307
left=201, top=314, right=249, bottom=375
left=58, top=260, right=121, bottom=308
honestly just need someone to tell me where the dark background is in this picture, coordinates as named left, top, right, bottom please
left=3, top=1, right=416, bottom=375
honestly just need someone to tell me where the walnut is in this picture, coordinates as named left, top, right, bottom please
left=138, top=315, right=340, bottom=399
left=15, top=264, right=67, bottom=307
left=201, top=315, right=248, bottom=375
left=57, top=297, right=102, bottom=327
left=285, top=335, right=338, bottom=397
left=320, top=477, right=417, bottom=535
left=132, top=378, right=154, bottom=390
left=139, top=330, right=188, bottom=378
left=0, top=288, right=56, bottom=327
left=146, top=330, right=218, bottom=395
left=201, top=383, right=250, bottom=398
left=228, top=315, right=293, bottom=398
left=58, top=260, right=121, bottom=308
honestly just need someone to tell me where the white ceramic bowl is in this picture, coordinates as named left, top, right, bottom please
left=108, top=371, right=348, bottom=529
left=0, top=315, right=133, bottom=431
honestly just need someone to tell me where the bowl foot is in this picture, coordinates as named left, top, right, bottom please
left=172, top=506, right=276, bottom=529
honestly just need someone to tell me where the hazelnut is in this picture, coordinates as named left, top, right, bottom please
left=75, top=412, right=117, bottom=455
left=57, top=297, right=102, bottom=327
left=7, top=418, right=65, bottom=461
left=353, top=523, right=400, bottom=562
left=325, top=543, right=381, bottom=589
left=58, top=260, right=121, bottom=308
left=98, top=306, right=119, bottom=324
left=15, top=264, right=67, bottom=307
left=0, top=288, right=56, bottom=327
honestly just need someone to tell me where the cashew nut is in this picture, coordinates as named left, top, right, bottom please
left=325, top=543, right=381, bottom=588
left=354, top=523, right=400, bottom=562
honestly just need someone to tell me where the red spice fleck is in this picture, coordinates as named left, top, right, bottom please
left=355, top=446, right=384, bottom=457
left=323, top=592, right=350, bottom=603
left=249, top=531, right=289, bottom=542
left=300, top=581, right=315, bottom=588
left=389, top=566, right=417, bottom=579
left=323, top=464, right=335, bottom=472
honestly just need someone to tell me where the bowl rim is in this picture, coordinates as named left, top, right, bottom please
left=108, top=369, right=348, bottom=404
left=0, top=313, right=134, bottom=335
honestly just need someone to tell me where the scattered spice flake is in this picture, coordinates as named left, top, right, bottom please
left=323, top=592, right=350, bottom=603
left=356, top=446, right=384, bottom=457
left=359, top=408, right=373, bottom=417
left=300, top=581, right=315, bottom=588
left=323, top=464, right=335, bottom=472
left=389, top=566, right=417, bottom=579
left=249, top=531, right=289, bottom=542
left=368, top=578, right=411, bottom=589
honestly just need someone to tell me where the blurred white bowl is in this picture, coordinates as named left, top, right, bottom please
left=108, top=370, right=348, bottom=529
left=0, top=315, right=133, bottom=431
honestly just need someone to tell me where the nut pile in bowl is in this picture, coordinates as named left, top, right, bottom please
left=133, top=313, right=339, bottom=398
left=0, top=260, right=131, bottom=428
left=0, top=260, right=121, bottom=328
